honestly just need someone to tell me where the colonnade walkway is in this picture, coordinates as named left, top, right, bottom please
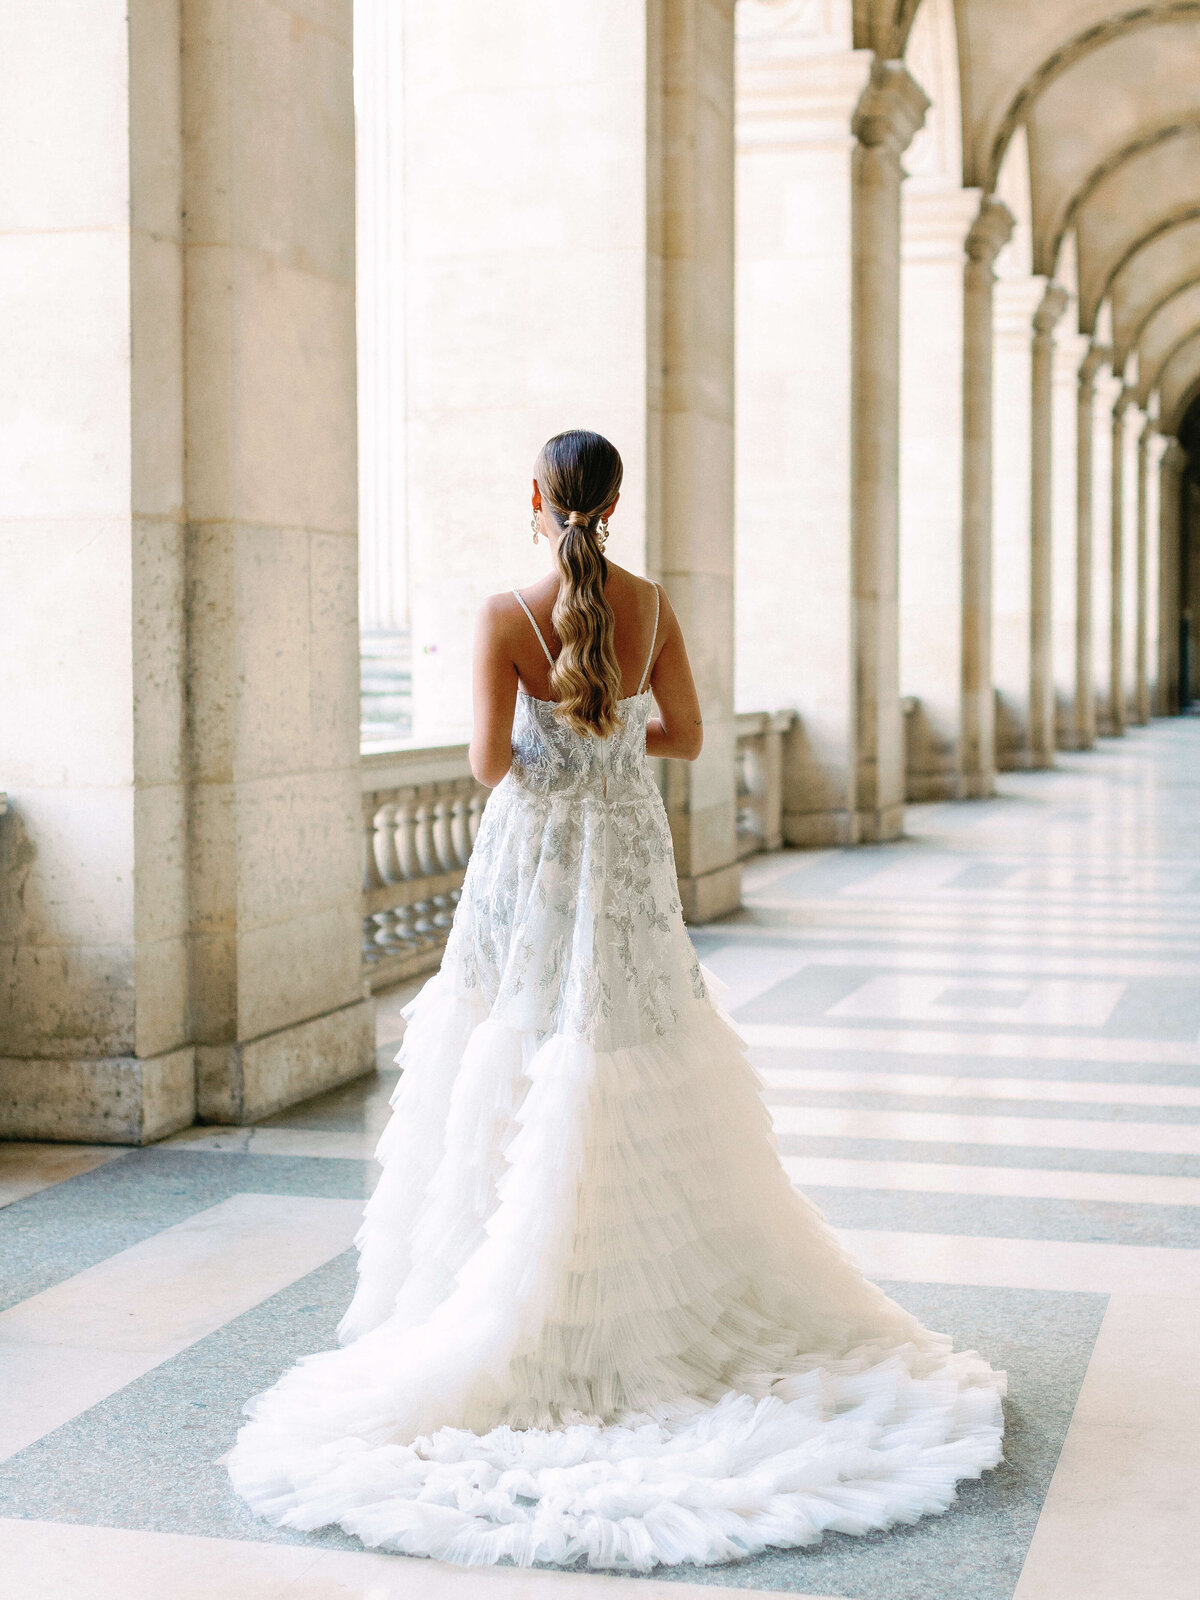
left=2, top=719, right=1199, bottom=1599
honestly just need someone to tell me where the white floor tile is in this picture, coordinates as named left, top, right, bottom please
left=770, top=1101, right=1200, bottom=1155
left=760, top=1066, right=1200, bottom=1108
left=1014, top=1293, right=1200, bottom=1600
left=0, top=1194, right=361, bottom=1460
left=742, top=1021, right=1200, bottom=1068
left=0, top=1519, right=844, bottom=1600
left=838, top=1228, right=1200, bottom=1294
left=783, top=1154, right=1200, bottom=1206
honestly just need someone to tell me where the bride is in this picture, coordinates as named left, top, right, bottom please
left=227, top=429, right=1004, bottom=1571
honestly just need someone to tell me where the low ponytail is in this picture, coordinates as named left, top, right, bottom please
left=534, top=432, right=625, bottom=738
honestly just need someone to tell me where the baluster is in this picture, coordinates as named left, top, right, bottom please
left=414, top=793, right=439, bottom=879
left=394, top=789, right=420, bottom=881
left=432, top=788, right=455, bottom=873
left=450, top=781, right=472, bottom=866
left=363, top=797, right=386, bottom=894
left=467, top=787, right=486, bottom=847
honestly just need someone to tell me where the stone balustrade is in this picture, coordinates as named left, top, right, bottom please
left=734, top=711, right=795, bottom=861
left=361, top=745, right=488, bottom=992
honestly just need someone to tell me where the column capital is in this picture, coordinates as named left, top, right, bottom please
left=736, top=44, right=874, bottom=150
left=851, top=59, right=929, bottom=157
left=964, top=195, right=1015, bottom=265
left=1034, top=282, right=1070, bottom=336
left=1078, top=341, right=1111, bottom=392
left=1163, top=438, right=1188, bottom=472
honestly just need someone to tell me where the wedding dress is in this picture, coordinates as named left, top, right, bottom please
left=227, top=583, right=1005, bottom=1570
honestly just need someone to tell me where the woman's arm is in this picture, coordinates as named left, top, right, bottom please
left=469, top=596, right=520, bottom=787
left=645, top=586, right=703, bottom=761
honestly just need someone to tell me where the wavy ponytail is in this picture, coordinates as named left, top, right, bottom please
left=534, top=431, right=625, bottom=738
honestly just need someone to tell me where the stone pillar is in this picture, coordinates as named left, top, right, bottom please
left=992, top=272, right=1046, bottom=770
left=1139, top=425, right=1168, bottom=721
left=898, top=188, right=981, bottom=800
left=736, top=24, right=924, bottom=844
left=354, top=0, right=410, bottom=741
left=182, top=0, right=373, bottom=1123
left=0, top=2, right=195, bottom=1142
left=1051, top=317, right=1090, bottom=747
left=850, top=62, right=930, bottom=838
left=960, top=197, right=1015, bottom=797
left=653, top=0, right=740, bottom=920
left=1029, top=284, right=1069, bottom=765
left=1073, top=346, right=1105, bottom=747
left=1110, top=390, right=1144, bottom=733
left=1088, top=356, right=1122, bottom=735
left=1158, top=440, right=1187, bottom=714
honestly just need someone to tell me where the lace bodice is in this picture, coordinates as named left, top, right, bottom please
left=508, top=690, right=659, bottom=801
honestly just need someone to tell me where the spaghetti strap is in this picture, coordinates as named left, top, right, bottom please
left=637, top=582, right=661, bottom=695
left=512, top=589, right=555, bottom=666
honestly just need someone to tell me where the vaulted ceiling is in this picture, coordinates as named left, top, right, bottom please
left=897, top=0, right=1200, bottom=431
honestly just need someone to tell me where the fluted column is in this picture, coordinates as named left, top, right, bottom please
left=1029, top=284, right=1068, bottom=765
left=960, top=196, right=1015, bottom=797
left=850, top=61, right=930, bottom=837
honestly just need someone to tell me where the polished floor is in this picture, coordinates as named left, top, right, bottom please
left=3, top=718, right=1200, bottom=1598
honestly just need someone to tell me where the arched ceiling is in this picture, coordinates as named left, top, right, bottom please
left=906, top=0, right=1200, bottom=433
left=1159, top=329, right=1200, bottom=429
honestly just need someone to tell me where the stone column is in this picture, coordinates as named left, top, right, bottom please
left=1139, top=425, right=1168, bottom=722
left=354, top=0, right=410, bottom=741
left=1158, top=440, right=1187, bottom=713
left=898, top=187, right=981, bottom=800
left=653, top=0, right=740, bottom=920
left=1029, top=284, right=1069, bottom=765
left=850, top=62, right=930, bottom=838
left=0, top=2, right=194, bottom=1142
left=1088, top=355, right=1122, bottom=736
left=1073, top=346, right=1105, bottom=747
left=736, top=26, right=924, bottom=844
left=992, top=272, right=1046, bottom=770
left=182, top=0, right=373, bottom=1122
left=1051, top=317, right=1090, bottom=747
left=960, top=197, right=1015, bottom=797
left=1109, top=390, right=1144, bottom=733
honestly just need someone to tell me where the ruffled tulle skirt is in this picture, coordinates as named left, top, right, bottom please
left=226, top=959, right=1005, bottom=1569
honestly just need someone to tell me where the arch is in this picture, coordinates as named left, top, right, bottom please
left=1045, top=116, right=1200, bottom=280
left=1152, top=328, right=1200, bottom=417
left=1084, top=205, right=1200, bottom=334
left=985, top=3, right=1200, bottom=190
left=1123, top=275, right=1200, bottom=373
left=854, top=0, right=922, bottom=56
left=1166, top=372, right=1200, bottom=436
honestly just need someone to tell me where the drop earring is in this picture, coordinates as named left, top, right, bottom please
left=596, top=516, right=609, bottom=549
left=531, top=510, right=539, bottom=544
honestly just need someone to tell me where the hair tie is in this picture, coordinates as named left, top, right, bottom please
left=565, top=510, right=589, bottom=530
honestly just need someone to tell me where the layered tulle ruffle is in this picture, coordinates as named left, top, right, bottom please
left=227, top=972, right=1005, bottom=1569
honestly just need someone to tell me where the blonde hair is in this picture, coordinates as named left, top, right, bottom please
left=535, top=430, right=625, bottom=738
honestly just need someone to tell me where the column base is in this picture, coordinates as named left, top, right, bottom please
left=783, top=808, right=858, bottom=847
left=958, top=772, right=995, bottom=799
left=855, top=803, right=904, bottom=843
left=905, top=772, right=959, bottom=802
left=0, top=1047, right=196, bottom=1145
left=679, top=862, right=742, bottom=924
left=197, top=997, right=375, bottom=1125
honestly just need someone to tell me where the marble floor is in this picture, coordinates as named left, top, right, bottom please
left=3, top=718, right=1200, bottom=1598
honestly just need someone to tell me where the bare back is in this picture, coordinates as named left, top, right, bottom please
left=469, top=562, right=703, bottom=786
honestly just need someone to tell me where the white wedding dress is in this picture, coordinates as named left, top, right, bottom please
left=227, top=586, right=1005, bottom=1570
